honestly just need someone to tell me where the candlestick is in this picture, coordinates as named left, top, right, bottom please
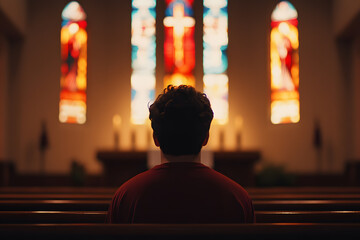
left=219, top=126, right=225, bottom=151
left=235, top=116, right=243, bottom=150
left=113, top=114, right=121, bottom=149
left=131, top=128, right=136, bottom=150
left=146, top=119, right=153, bottom=149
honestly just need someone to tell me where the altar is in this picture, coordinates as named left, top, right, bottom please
left=97, top=150, right=261, bottom=187
left=97, top=150, right=148, bottom=186
left=213, top=151, right=261, bottom=186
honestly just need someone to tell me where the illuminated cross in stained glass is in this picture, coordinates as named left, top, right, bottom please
left=163, top=2, right=195, bottom=67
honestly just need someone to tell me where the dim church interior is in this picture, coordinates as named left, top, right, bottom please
left=0, top=0, right=360, bottom=188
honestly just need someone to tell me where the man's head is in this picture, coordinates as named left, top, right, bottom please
left=149, top=85, right=214, bottom=156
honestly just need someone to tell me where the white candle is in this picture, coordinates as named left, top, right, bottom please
left=235, top=116, right=243, bottom=132
left=113, top=115, right=122, bottom=131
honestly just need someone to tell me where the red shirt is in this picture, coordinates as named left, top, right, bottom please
left=106, top=162, right=255, bottom=223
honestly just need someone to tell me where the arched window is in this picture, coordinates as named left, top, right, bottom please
left=59, top=1, right=87, bottom=124
left=163, top=0, right=195, bottom=87
left=270, top=1, right=299, bottom=124
left=131, top=0, right=156, bottom=124
left=203, top=0, right=228, bottom=125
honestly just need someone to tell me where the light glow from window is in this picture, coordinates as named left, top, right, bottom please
left=203, top=74, right=228, bottom=125
left=131, top=0, right=156, bottom=124
left=203, top=0, right=228, bottom=124
left=270, top=1, right=299, bottom=124
left=59, top=1, right=87, bottom=124
left=164, top=0, right=195, bottom=87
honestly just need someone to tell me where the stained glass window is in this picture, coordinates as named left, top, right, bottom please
left=59, top=1, right=87, bottom=124
left=270, top=1, right=299, bottom=124
left=131, top=0, right=156, bottom=124
left=163, top=0, right=195, bottom=87
left=203, top=0, right=228, bottom=125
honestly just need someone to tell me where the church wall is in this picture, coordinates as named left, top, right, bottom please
left=227, top=0, right=346, bottom=174
left=0, top=0, right=27, bottom=35
left=0, top=34, right=9, bottom=160
left=8, top=0, right=349, bottom=175
left=9, top=0, right=133, bottom=174
left=333, top=0, right=360, bottom=37
left=352, top=35, right=360, bottom=158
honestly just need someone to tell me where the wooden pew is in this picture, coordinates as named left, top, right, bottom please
left=1, top=210, right=360, bottom=224
left=251, top=193, right=360, bottom=200
left=255, top=210, right=360, bottom=223
left=1, top=223, right=360, bottom=240
left=0, top=211, right=106, bottom=223
left=2, top=199, right=360, bottom=211
left=253, top=200, right=360, bottom=211
left=1, top=192, right=360, bottom=200
left=0, top=199, right=110, bottom=211
left=247, top=187, right=360, bottom=194
left=0, top=193, right=113, bottom=200
left=2, top=186, right=360, bottom=195
left=0, top=187, right=117, bottom=194
left=2, top=187, right=360, bottom=228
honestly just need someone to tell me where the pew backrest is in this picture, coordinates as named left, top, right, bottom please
left=1, top=193, right=360, bottom=200
left=2, top=199, right=360, bottom=211
left=1, top=223, right=360, bottom=240
left=1, top=210, right=360, bottom=224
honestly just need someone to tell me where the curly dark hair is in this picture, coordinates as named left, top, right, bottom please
left=149, top=85, right=214, bottom=156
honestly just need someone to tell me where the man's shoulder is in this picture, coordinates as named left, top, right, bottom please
left=203, top=166, right=246, bottom=187
left=114, top=162, right=249, bottom=197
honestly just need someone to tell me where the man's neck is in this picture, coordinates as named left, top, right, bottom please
left=161, top=152, right=201, bottom=164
